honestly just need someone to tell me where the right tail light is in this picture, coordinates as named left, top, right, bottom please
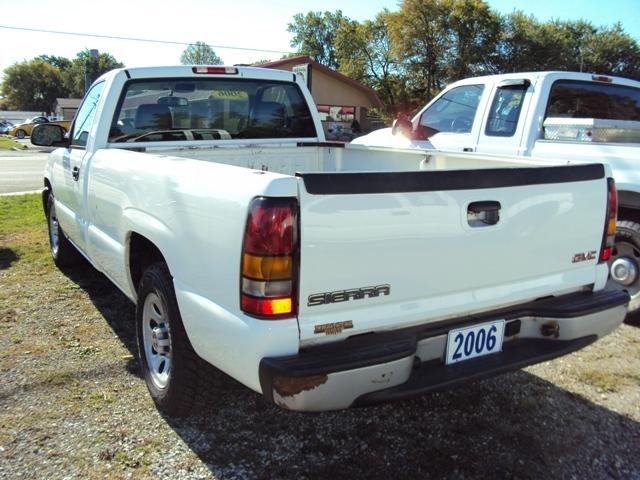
left=600, top=178, right=617, bottom=263
left=240, top=197, right=298, bottom=318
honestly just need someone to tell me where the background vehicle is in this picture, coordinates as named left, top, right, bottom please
left=9, top=116, right=70, bottom=138
left=0, top=120, right=15, bottom=134
left=32, top=65, right=627, bottom=415
left=353, top=71, right=640, bottom=320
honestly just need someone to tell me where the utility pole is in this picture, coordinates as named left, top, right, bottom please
left=84, top=49, right=99, bottom=94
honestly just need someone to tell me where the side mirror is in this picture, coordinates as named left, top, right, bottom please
left=391, top=117, right=413, bottom=137
left=31, top=124, right=69, bottom=147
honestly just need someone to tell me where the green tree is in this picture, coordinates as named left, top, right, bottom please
left=61, top=50, right=124, bottom=98
left=180, top=41, right=223, bottom=65
left=495, top=15, right=640, bottom=79
left=336, top=11, right=409, bottom=116
left=581, top=23, right=640, bottom=79
left=0, top=58, right=66, bottom=112
left=288, top=11, right=348, bottom=69
left=442, top=0, right=501, bottom=80
left=391, top=0, right=501, bottom=101
left=37, top=55, right=72, bottom=72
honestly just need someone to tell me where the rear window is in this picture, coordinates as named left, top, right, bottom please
left=546, top=80, right=640, bottom=121
left=109, top=78, right=317, bottom=143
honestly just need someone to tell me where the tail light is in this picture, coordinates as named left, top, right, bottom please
left=600, top=178, right=617, bottom=262
left=241, top=197, right=298, bottom=318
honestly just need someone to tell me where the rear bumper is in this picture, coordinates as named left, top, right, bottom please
left=259, top=289, right=629, bottom=411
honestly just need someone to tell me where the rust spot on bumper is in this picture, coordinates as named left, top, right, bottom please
left=272, top=374, right=328, bottom=397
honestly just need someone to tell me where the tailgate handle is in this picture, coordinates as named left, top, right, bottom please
left=72, top=166, right=80, bottom=181
left=468, top=201, right=501, bottom=226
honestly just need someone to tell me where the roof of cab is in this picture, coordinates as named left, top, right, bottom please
left=110, top=65, right=296, bottom=82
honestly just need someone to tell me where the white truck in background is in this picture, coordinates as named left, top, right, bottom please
left=353, top=71, right=640, bottom=320
left=31, top=66, right=628, bottom=415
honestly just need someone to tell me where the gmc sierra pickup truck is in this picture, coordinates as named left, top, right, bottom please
left=353, top=71, right=640, bottom=320
left=32, top=65, right=628, bottom=415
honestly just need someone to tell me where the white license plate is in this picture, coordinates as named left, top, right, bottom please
left=445, top=320, right=505, bottom=365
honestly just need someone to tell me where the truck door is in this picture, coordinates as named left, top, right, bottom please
left=475, top=79, right=533, bottom=156
left=60, top=81, right=105, bottom=254
left=416, top=84, right=486, bottom=152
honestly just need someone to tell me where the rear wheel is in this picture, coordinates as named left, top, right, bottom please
left=46, top=194, right=81, bottom=267
left=136, top=262, right=213, bottom=416
left=16, top=129, right=26, bottom=139
left=608, top=220, right=640, bottom=324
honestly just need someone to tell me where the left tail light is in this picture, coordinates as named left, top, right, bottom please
left=240, top=197, right=298, bottom=318
left=600, top=178, right=617, bottom=262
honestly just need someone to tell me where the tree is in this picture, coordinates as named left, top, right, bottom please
left=442, top=0, right=501, bottom=80
left=180, top=41, right=223, bottom=65
left=336, top=11, right=409, bottom=116
left=38, top=54, right=72, bottom=72
left=581, top=23, right=640, bottom=79
left=61, top=50, right=124, bottom=98
left=0, top=59, right=66, bottom=112
left=494, top=15, right=640, bottom=79
left=391, top=0, right=501, bottom=101
left=288, top=11, right=348, bottom=69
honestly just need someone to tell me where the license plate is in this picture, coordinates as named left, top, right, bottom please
left=445, top=320, right=505, bottom=365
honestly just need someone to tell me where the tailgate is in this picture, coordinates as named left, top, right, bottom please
left=295, top=164, right=608, bottom=344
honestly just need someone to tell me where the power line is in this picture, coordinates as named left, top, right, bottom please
left=0, top=25, right=294, bottom=55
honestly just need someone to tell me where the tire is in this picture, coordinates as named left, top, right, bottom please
left=16, top=129, right=26, bottom=139
left=46, top=194, right=81, bottom=267
left=608, top=220, right=640, bottom=324
left=136, top=262, right=213, bottom=416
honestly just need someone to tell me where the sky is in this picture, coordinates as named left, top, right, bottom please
left=0, top=0, right=639, bottom=83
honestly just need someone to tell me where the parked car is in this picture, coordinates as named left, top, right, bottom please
left=353, top=71, right=640, bottom=321
left=0, top=121, right=15, bottom=134
left=31, top=65, right=627, bottom=415
left=9, top=116, right=70, bottom=139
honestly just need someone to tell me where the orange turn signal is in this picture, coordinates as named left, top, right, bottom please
left=242, top=254, right=292, bottom=280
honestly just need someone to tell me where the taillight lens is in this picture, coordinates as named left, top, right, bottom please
left=600, top=178, right=617, bottom=262
left=241, top=197, right=298, bottom=318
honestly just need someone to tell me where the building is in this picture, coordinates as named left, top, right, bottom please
left=256, top=56, right=384, bottom=136
left=54, top=98, right=82, bottom=121
left=0, top=110, right=42, bottom=125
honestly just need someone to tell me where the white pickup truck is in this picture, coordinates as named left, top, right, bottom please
left=32, top=66, right=628, bottom=415
left=353, top=71, right=640, bottom=320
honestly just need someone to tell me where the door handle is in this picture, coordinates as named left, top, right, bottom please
left=468, top=201, right=501, bottom=226
left=463, top=147, right=475, bottom=152
left=72, top=166, right=80, bottom=181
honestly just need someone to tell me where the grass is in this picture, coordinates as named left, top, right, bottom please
left=0, top=193, right=44, bottom=232
left=577, top=367, right=640, bottom=393
left=0, top=193, right=51, bottom=272
left=0, top=135, right=27, bottom=150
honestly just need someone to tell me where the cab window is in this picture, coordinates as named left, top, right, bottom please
left=546, top=80, right=640, bottom=120
left=71, top=82, right=105, bottom=147
left=485, top=84, right=528, bottom=137
left=108, top=78, right=316, bottom=143
left=419, top=84, right=484, bottom=134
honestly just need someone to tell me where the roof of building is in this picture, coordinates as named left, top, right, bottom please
left=54, top=98, right=82, bottom=107
left=256, top=55, right=383, bottom=108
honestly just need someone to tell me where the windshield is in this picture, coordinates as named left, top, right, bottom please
left=109, top=78, right=317, bottom=143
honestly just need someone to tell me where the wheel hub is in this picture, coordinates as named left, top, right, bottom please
left=611, top=256, right=638, bottom=287
left=151, top=326, right=170, bottom=354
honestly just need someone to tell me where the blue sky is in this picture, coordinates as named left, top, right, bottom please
left=0, top=0, right=638, bottom=82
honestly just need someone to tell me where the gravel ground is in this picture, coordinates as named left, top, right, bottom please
left=1, top=198, right=639, bottom=479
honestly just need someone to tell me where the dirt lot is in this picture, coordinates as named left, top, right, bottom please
left=1, top=194, right=639, bottom=479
